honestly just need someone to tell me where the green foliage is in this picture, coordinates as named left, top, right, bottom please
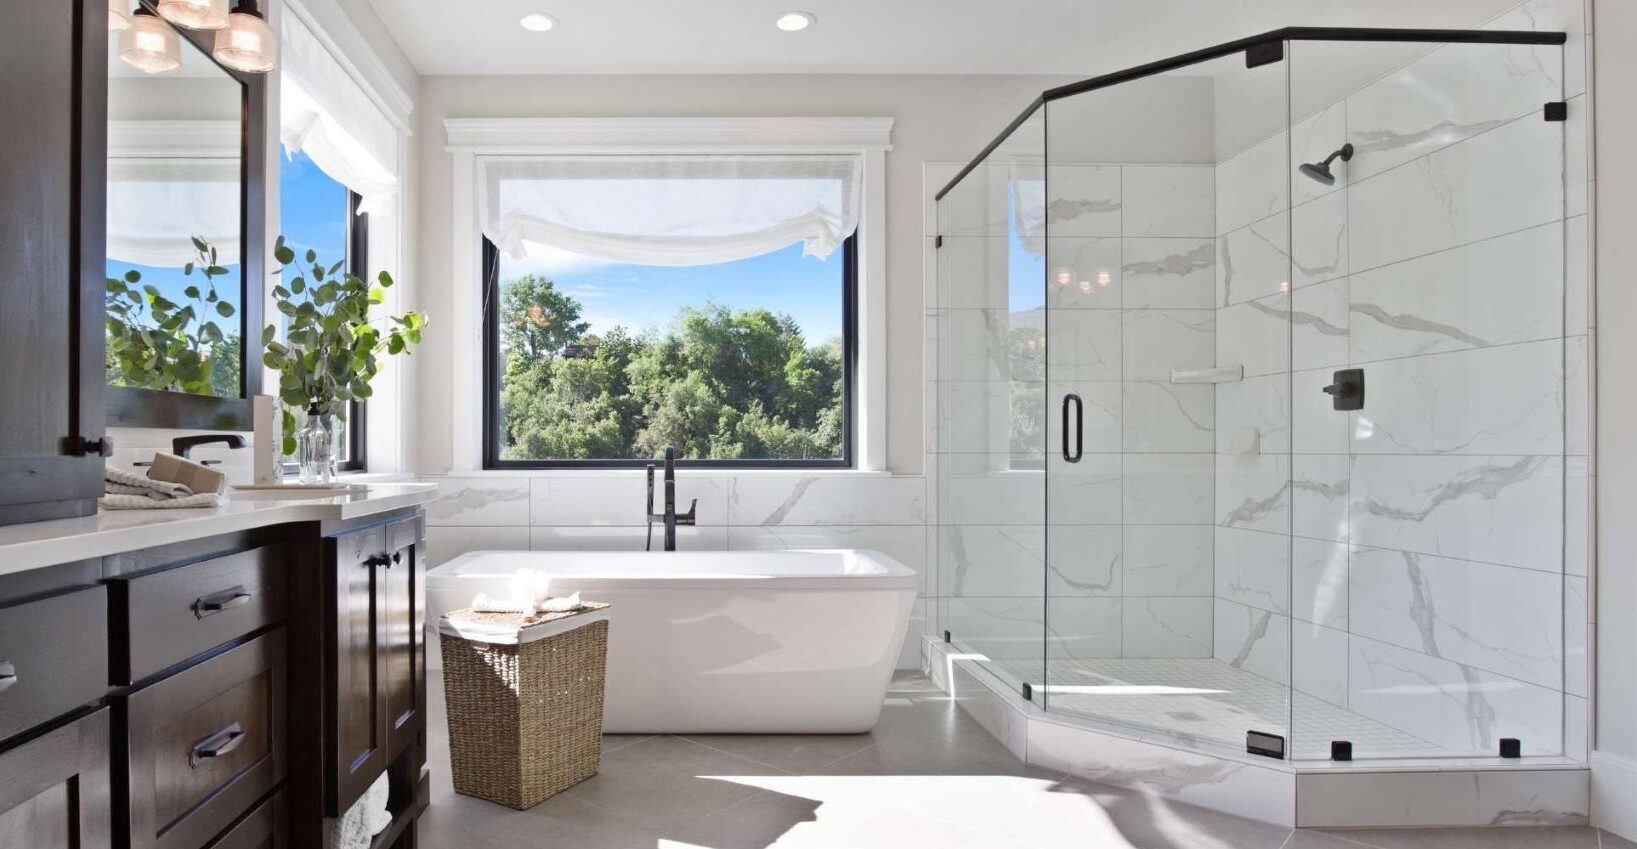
left=105, top=237, right=241, bottom=396
left=262, top=235, right=427, bottom=454
left=498, top=277, right=843, bottom=462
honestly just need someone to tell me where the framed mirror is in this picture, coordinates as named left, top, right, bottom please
left=103, top=1, right=264, bottom=430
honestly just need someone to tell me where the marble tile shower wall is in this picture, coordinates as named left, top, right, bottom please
left=1210, top=3, right=1591, bottom=759
left=417, top=473, right=930, bottom=668
left=930, top=161, right=1220, bottom=665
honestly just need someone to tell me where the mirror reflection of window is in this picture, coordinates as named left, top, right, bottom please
left=105, top=8, right=244, bottom=399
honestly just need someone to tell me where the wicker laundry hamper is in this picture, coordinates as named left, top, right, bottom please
left=438, top=602, right=610, bottom=809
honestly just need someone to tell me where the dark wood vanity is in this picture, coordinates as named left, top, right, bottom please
left=0, top=504, right=431, bottom=848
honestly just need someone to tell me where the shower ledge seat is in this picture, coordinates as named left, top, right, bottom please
left=921, top=637, right=1587, bottom=829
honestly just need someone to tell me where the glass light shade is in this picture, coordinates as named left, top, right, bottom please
left=213, top=8, right=276, bottom=72
left=109, top=0, right=131, bottom=31
left=118, top=10, right=182, bottom=74
left=157, top=0, right=228, bottom=30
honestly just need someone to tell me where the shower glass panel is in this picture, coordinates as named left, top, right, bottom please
left=934, top=106, right=1047, bottom=697
left=934, top=26, right=1568, bottom=766
left=1042, top=50, right=1294, bottom=754
left=1285, top=37, right=1568, bottom=760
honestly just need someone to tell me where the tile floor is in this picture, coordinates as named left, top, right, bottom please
left=418, top=672, right=1628, bottom=849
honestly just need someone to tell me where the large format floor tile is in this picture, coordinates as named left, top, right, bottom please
left=418, top=672, right=1615, bottom=849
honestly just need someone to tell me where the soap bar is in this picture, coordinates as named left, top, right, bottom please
left=146, top=452, right=228, bottom=495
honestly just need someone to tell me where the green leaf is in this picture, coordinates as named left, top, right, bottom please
left=378, top=270, right=394, bottom=288
left=183, top=286, right=200, bottom=299
left=261, top=325, right=276, bottom=346
left=291, top=277, right=305, bottom=294
left=305, top=249, right=317, bottom=263
left=274, top=244, right=295, bottom=265
left=215, top=301, right=234, bottom=318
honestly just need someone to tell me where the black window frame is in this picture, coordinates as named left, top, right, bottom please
left=481, top=233, right=857, bottom=470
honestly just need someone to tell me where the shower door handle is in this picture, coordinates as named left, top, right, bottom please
left=1061, top=394, right=1083, bottom=463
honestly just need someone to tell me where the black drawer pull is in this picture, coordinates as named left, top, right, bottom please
left=0, top=661, right=15, bottom=694
left=193, top=586, right=252, bottom=619
left=189, top=722, right=247, bottom=767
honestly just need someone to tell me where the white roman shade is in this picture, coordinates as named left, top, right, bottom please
left=279, top=9, right=397, bottom=215
left=106, top=120, right=241, bottom=266
left=478, top=154, right=863, bottom=266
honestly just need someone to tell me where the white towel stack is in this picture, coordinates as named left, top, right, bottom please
left=99, top=465, right=225, bottom=510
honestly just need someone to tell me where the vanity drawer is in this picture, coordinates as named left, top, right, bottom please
left=115, top=544, right=287, bottom=683
left=0, top=586, right=107, bottom=744
left=124, top=630, right=286, bottom=849
left=203, top=789, right=284, bottom=849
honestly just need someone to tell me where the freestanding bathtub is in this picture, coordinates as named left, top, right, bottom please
left=426, top=549, right=917, bottom=734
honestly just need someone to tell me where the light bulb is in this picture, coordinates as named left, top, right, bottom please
left=519, top=12, right=556, bottom=31
left=214, top=0, right=276, bottom=72
left=775, top=11, right=815, bottom=31
left=119, top=8, right=182, bottom=74
left=1096, top=271, right=1111, bottom=287
left=158, top=0, right=228, bottom=30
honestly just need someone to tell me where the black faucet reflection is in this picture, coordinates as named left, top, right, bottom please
left=136, top=434, right=248, bottom=467
left=646, top=445, right=697, bottom=552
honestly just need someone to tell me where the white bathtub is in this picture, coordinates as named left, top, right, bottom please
left=427, top=549, right=917, bottom=734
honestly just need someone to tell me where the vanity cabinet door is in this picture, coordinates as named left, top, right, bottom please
left=380, top=517, right=423, bottom=763
left=0, top=708, right=112, bottom=849
left=326, top=525, right=387, bottom=816
left=0, top=0, right=107, bottom=526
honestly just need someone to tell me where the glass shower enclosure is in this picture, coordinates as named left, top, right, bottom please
left=933, top=27, right=1569, bottom=763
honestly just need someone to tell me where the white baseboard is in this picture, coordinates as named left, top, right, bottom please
left=1592, top=750, right=1637, bottom=840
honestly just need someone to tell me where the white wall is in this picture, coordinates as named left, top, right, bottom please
left=1591, top=0, right=1637, bottom=839
left=410, top=73, right=1076, bottom=477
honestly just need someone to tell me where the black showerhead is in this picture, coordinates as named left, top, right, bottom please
left=1299, top=143, right=1354, bottom=186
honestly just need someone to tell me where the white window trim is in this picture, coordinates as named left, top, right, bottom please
left=444, top=116, right=894, bottom=472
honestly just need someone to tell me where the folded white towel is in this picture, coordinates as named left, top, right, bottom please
left=99, top=492, right=225, bottom=510
left=105, top=465, right=194, bottom=499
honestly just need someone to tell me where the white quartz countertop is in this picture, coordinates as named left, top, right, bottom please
left=0, top=483, right=437, bottom=578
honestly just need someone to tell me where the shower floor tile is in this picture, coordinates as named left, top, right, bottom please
left=993, top=657, right=1448, bottom=760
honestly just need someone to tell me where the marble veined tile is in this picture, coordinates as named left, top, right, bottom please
left=1348, top=636, right=1562, bottom=756
left=1344, top=35, right=1562, bottom=183
left=1214, top=598, right=1291, bottom=685
left=938, top=381, right=1042, bottom=456
left=1292, top=619, right=1348, bottom=707
left=1045, top=164, right=1122, bottom=238
left=1292, top=454, right=1349, bottom=543
left=1123, top=382, right=1213, bottom=453
left=423, top=525, right=531, bottom=567
left=938, top=309, right=1019, bottom=381
left=1291, top=277, right=1349, bottom=372
left=1215, top=526, right=1292, bottom=615
left=423, top=476, right=533, bottom=526
left=1216, top=373, right=1291, bottom=456
left=1122, top=309, right=1214, bottom=381
left=531, top=475, right=730, bottom=526
left=1046, top=380, right=1121, bottom=454
left=1349, top=546, right=1563, bottom=688
left=1045, top=308, right=1120, bottom=381
left=1216, top=453, right=1291, bottom=535
left=1348, top=114, right=1564, bottom=275
left=1348, top=222, right=1564, bottom=363
left=937, top=524, right=1043, bottom=597
left=1290, top=101, right=1348, bottom=206
left=1292, top=369, right=1349, bottom=455
left=1047, top=595, right=1124, bottom=659
left=1291, top=190, right=1350, bottom=290
left=1048, top=454, right=1123, bottom=526
left=1292, top=536, right=1348, bottom=630
left=1218, top=294, right=1290, bottom=378
left=1350, top=339, right=1563, bottom=456
left=1121, top=165, right=1214, bottom=238
left=1565, top=574, right=1587, bottom=698
left=1124, top=454, right=1214, bottom=525
left=1121, top=238, right=1215, bottom=309
left=1045, top=237, right=1122, bottom=309
left=1217, top=213, right=1289, bottom=308
left=1349, top=454, right=1562, bottom=573
left=1122, top=525, right=1213, bottom=596
left=1122, top=597, right=1213, bottom=658
left=729, top=475, right=926, bottom=526
left=1217, top=133, right=1289, bottom=236
left=938, top=454, right=1044, bottom=527
left=942, top=596, right=1047, bottom=661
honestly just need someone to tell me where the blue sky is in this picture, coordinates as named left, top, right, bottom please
left=500, top=241, right=846, bottom=346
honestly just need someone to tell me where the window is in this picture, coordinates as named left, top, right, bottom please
left=482, top=235, right=856, bottom=468
left=278, top=146, right=367, bottom=470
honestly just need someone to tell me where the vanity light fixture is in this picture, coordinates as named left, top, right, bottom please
left=213, top=0, right=277, bottom=73
left=119, top=7, right=182, bottom=74
left=109, top=0, right=132, bottom=31
left=775, top=11, right=815, bottom=31
left=157, top=0, right=228, bottom=30
left=519, top=12, right=557, bottom=32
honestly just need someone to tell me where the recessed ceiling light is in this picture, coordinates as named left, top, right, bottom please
left=519, top=12, right=556, bottom=32
left=775, top=11, right=814, bottom=32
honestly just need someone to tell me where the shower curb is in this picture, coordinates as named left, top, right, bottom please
left=921, top=637, right=1587, bottom=828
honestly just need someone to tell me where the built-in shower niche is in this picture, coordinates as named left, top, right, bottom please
left=932, top=22, right=1581, bottom=790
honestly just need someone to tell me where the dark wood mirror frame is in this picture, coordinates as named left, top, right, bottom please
left=100, top=0, right=266, bottom=432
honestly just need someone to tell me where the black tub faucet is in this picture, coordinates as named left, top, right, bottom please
left=646, top=445, right=697, bottom=552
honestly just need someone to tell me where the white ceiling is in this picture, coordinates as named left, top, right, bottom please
left=365, top=0, right=1525, bottom=77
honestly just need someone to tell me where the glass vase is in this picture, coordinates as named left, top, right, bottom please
left=296, top=405, right=338, bottom=484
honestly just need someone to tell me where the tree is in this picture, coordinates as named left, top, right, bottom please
left=500, top=274, right=589, bottom=360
